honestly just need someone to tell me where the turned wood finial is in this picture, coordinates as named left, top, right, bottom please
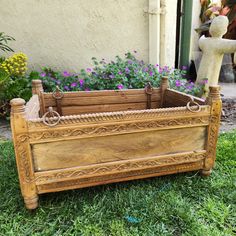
left=32, top=79, right=43, bottom=95
left=10, top=98, right=26, bottom=113
left=208, top=86, right=221, bottom=100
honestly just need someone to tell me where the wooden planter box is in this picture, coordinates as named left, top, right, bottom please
left=10, top=77, right=222, bottom=209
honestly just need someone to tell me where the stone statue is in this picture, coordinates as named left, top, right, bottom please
left=196, top=15, right=236, bottom=94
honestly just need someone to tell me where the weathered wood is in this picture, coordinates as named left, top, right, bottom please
left=32, top=127, right=206, bottom=171
left=57, top=102, right=159, bottom=115
left=25, top=95, right=40, bottom=119
left=160, top=76, right=169, bottom=107
left=32, top=80, right=46, bottom=116
left=10, top=98, right=38, bottom=209
left=164, top=89, right=206, bottom=107
left=10, top=79, right=221, bottom=209
left=45, top=93, right=160, bottom=107
left=202, top=86, right=222, bottom=175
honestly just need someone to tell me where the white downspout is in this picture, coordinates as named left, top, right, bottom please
left=146, top=0, right=166, bottom=65
left=160, top=0, right=167, bottom=66
left=148, top=0, right=161, bottom=65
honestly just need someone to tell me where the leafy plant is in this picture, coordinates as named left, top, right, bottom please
left=33, top=52, right=205, bottom=97
left=0, top=32, right=15, bottom=53
left=0, top=53, right=30, bottom=118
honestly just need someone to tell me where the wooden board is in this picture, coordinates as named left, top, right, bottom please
left=32, top=126, right=207, bottom=171
left=164, top=89, right=206, bottom=107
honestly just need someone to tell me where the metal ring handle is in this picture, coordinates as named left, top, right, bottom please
left=186, top=97, right=201, bottom=113
left=42, top=107, right=61, bottom=127
left=52, top=86, right=64, bottom=99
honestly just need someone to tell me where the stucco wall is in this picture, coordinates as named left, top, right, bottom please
left=0, top=0, right=177, bottom=71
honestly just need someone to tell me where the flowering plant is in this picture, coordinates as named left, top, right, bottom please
left=34, top=52, right=205, bottom=97
left=0, top=53, right=30, bottom=117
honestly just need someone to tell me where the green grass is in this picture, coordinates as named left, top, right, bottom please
left=0, top=131, right=236, bottom=236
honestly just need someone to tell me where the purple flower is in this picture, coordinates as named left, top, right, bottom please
left=134, top=69, right=138, bottom=74
left=79, top=79, right=84, bottom=87
left=56, top=80, right=61, bottom=85
left=118, top=71, right=123, bottom=75
left=163, top=66, right=170, bottom=72
left=86, top=68, right=92, bottom=73
left=64, top=85, right=70, bottom=91
left=182, top=66, right=188, bottom=70
left=85, top=88, right=90, bottom=91
left=143, top=67, right=149, bottom=72
left=125, top=68, right=130, bottom=74
left=175, top=80, right=181, bottom=87
left=149, top=71, right=153, bottom=76
left=70, top=82, right=77, bottom=88
left=117, top=84, right=124, bottom=90
left=109, top=74, right=115, bottom=79
left=63, top=71, right=71, bottom=77
left=159, top=68, right=163, bottom=73
left=186, top=85, right=193, bottom=90
left=127, top=60, right=132, bottom=64
left=40, top=72, right=46, bottom=77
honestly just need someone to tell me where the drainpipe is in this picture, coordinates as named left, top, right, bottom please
left=147, top=0, right=161, bottom=65
left=160, top=0, right=167, bottom=66
left=146, top=0, right=166, bottom=65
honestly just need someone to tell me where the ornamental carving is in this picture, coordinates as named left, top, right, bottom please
left=27, top=105, right=211, bottom=128
left=28, top=116, right=209, bottom=142
left=37, top=161, right=204, bottom=192
left=15, top=134, right=33, bottom=183
left=35, top=152, right=206, bottom=184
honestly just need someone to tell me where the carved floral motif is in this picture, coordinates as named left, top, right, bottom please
left=35, top=152, right=206, bottom=184
left=28, top=116, right=210, bottom=142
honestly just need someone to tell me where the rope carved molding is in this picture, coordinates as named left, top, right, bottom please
left=26, top=116, right=210, bottom=142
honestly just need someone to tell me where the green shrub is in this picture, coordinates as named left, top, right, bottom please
left=34, top=52, right=205, bottom=97
left=0, top=53, right=31, bottom=118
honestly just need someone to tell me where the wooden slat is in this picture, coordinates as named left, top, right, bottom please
left=164, top=89, right=206, bottom=107
left=57, top=102, right=159, bottom=115
left=43, top=88, right=160, bottom=98
left=32, top=126, right=206, bottom=171
left=25, top=95, right=40, bottom=119
left=44, top=93, right=161, bottom=107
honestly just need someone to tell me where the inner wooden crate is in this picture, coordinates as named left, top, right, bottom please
left=40, top=88, right=162, bottom=116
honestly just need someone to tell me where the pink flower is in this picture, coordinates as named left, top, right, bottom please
left=149, top=71, right=153, bottom=76
left=40, top=72, right=46, bottom=77
left=175, top=80, right=181, bottom=87
left=125, top=68, right=130, bottom=74
left=63, top=71, right=71, bottom=77
left=79, top=79, right=84, bottom=87
left=86, top=68, right=92, bottom=72
left=70, top=82, right=77, bottom=87
left=117, top=84, right=124, bottom=90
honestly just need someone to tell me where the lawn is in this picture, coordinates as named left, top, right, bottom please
left=0, top=131, right=235, bottom=236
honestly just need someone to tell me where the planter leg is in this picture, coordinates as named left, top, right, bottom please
left=200, top=169, right=212, bottom=177
left=24, top=194, right=39, bottom=210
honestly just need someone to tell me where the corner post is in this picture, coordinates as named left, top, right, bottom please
left=32, top=79, right=45, bottom=117
left=201, top=86, right=222, bottom=176
left=10, top=98, right=38, bottom=209
left=160, top=76, right=169, bottom=107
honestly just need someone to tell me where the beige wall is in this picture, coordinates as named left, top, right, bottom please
left=1, top=0, right=177, bottom=71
